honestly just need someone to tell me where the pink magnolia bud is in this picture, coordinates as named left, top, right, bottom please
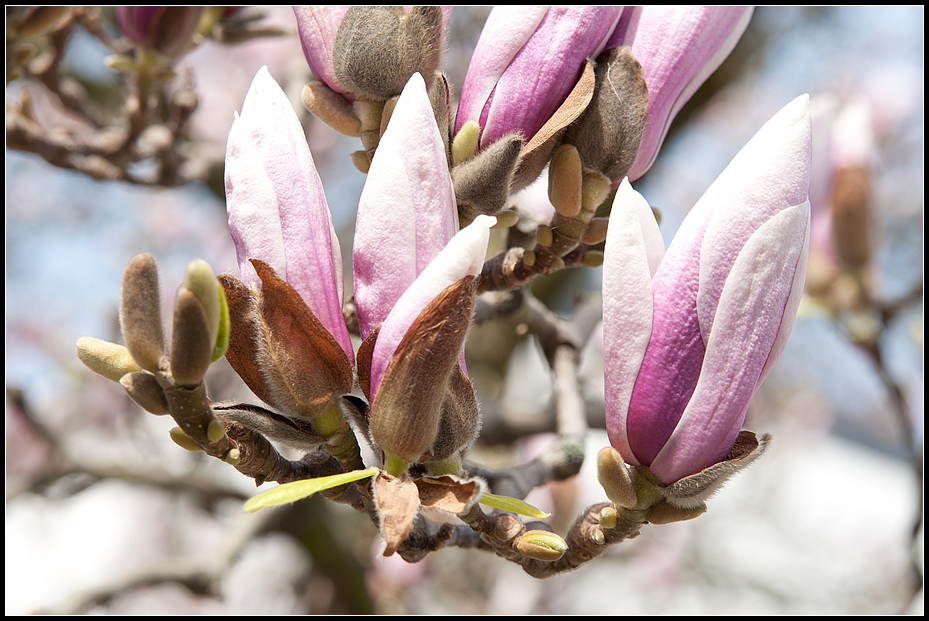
left=224, top=65, right=353, bottom=364
left=294, top=6, right=452, bottom=101
left=292, top=6, right=352, bottom=95
left=353, top=72, right=459, bottom=340
left=116, top=6, right=205, bottom=58
left=603, top=95, right=812, bottom=484
left=609, top=6, right=754, bottom=181
left=455, top=6, right=625, bottom=150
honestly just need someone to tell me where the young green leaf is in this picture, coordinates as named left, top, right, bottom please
left=479, top=492, right=551, bottom=519
left=243, top=467, right=378, bottom=512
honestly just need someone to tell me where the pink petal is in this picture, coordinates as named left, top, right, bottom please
left=457, top=6, right=624, bottom=148
left=369, top=215, right=495, bottom=398
left=649, top=203, right=809, bottom=483
left=602, top=179, right=663, bottom=465
left=225, top=66, right=353, bottom=362
left=292, top=6, right=352, bottom=94
left=611, top=6, right=753, bottom=181
left=353, top=72, right=459, bottom=339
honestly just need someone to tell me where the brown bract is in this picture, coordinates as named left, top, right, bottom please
left=512, top=59, right=597, bottom=193
left=369, top=275, right=479, bottom=464
left=218, top=259, right=353, bottom=418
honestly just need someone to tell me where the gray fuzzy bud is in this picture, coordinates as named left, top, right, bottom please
left=452, top=134, right=523, bottom=220
left=564, top=47, right=649, bottom=184
left=332, top=6, right=444, bottom=101
left=119, top=253, right=165, bottom=373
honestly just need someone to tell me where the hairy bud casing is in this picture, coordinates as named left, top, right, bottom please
left=332, top=6, right=445, bottom=101
left=119, top=253, right=165, bottom=373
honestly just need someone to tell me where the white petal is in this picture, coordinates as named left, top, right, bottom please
left=601, top=180, right=663, bottom=464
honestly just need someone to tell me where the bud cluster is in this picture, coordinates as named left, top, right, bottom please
left=75, top=6, right=815, bottom=576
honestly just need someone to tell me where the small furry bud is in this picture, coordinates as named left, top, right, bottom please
left=332, top=6, right=444, bottom=101
left=452, top=134, right=522, bottom=219
left=597, top=446, right=638, bottom=508
left=302, top=80, right=362, bottom=137
left=76, top=337, right=142, bottom=383
left=120, top=371, right=169, bottom=414
left=564, top=47, right=649, bottom=184
left=517, top=530, right=568, bottom=562
left=170, top=287, right=213, bottom=386
left=548, top=144, right=583, bottom=217
left=119, top=253, right=165, bottom=372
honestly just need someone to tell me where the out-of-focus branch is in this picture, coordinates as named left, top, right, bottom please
left=5, top=6, right=288, bottom=187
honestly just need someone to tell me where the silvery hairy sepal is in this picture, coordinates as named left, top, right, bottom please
left=332, top=5, right=446, bottom=102
left=563, top=46, right=649, bottom=185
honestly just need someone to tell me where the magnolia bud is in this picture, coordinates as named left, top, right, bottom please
left=120, top=371, right=169, bottom=414
left=548, top=144, right=583, bottom=218
left=370, top=276, right=478, bottom=467
left=119, top=253, right=165, bottom=373
left=452, top=134, right=523, bottom=219
left=170, top=287, right=213, bottom=386
left=76, top=337, right=142, bottom=383
left=563, top=46, right=649, bottom=184
left=117, top=6, right=205, bottom=59
left=332, top=6, right=444, bottom=101
left=301, top=80, right=362, bottom=137
left=517, top=530, right=568, bottom=561
left=169, top=426, right=203, bottom=452
left=597, top=446, right=638, bottom=508
left=830, top=165, right=872, bottom=269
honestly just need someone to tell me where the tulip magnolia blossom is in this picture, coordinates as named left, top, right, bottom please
left=353, top=72, right=459, bottom=340
left=224, top=65, right=354, bottom=364
left=368, top=214, right=494, bottom=400
left=455, top=5, right=624, bottom=149
left=608, top=6, right=754, bottom=181
left=602, top=95, right=812, bottom=485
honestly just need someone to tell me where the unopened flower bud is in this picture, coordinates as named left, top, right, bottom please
left=452, top=120, right=480, bottom=166
left=597, top=446, right=638, bottom=508
left=332, top=6, right=445, bottom=101
left=548, top=144, right=583, bottom=218
left=599, top=505, right=619, bottom=530
left=116, top=6, right=205, bottom=59
left=120, top=371, right=169, bottom=415
left=301, top=80, right=362, bottom=137
left=452, top=134, right=523, bottom=219
left=370, top=276, right=479, bottom=466
left=563, top=46, right=649, bottom=185
left=169, top=426, right=203, bottom=452
left=582, top=217, right=611, bottom=245
left=182, top=259, right=221, bottom=351
left=76, top=337, right=142, bottom=383
left=582, top=251, right=605, bottom=268
left=119, top=253, right=165, bottom=373
left=536, top=224, right=553, bottom=247
left=10, top=6, right=73, bottom=38
left=830, top=166, right=872, bottom=269
left=170, top=287, right=213, bottom=386
left=517, top=530, right=568, bottom=562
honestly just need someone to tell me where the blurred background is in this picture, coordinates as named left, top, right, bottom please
left=6, top=6, right=923, bottom=614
